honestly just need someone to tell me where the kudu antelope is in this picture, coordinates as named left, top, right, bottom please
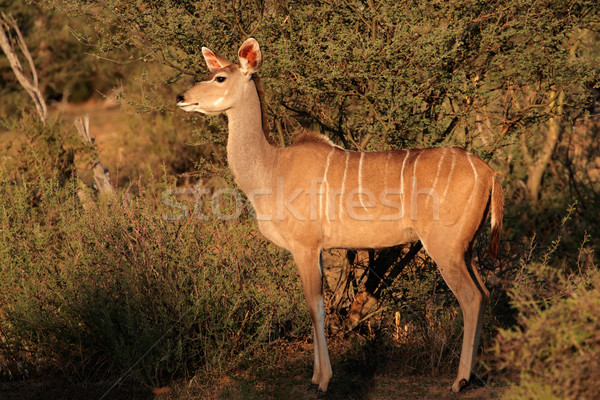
left=176, top=38, right=503, bottom=394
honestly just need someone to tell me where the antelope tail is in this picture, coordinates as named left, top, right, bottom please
left=488, top=174, right=504, bottom=258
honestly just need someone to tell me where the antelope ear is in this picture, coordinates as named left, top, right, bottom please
left=238, top=38, right=262, bottom=75
left=202, top=47, right=232, bottom=72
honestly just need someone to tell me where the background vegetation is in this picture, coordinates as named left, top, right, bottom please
left=0, top=0, right=599, bottom=399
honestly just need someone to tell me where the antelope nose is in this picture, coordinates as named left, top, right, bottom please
left=176, top=94, right=184, bottom=103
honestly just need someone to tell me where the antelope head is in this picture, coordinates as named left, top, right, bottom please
left=176, top=38, right=262, bottom=115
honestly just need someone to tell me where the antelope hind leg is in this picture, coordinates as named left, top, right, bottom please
left=426, top=246, right=488, bottom=392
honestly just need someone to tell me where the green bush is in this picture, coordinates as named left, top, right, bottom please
left=0, top=162, right=308, bottom=387
left=494, top=216, right=598, bottom=399
left=496, top=269, right=600, bottom=399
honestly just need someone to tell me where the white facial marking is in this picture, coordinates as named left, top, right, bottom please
left=177, top=103, right=200, bottom=112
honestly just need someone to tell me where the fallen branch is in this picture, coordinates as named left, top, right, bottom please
left=75, top=115, right=114, bottom=195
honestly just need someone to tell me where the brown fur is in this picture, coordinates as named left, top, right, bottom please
left=252, top=75, right=279, bottom=147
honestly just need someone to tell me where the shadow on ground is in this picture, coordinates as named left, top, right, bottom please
left=0, top=336, right=504, bottom=400
left=301, top=340, right=501, bottom=400
left=0, top=378, right=151, bottom=400
left=194, top=335, right=504, bottom=400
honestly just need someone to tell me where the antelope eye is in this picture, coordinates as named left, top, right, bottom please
left=215, top=76, right=226, bottom=83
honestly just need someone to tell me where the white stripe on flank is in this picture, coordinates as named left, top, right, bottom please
left=466, top=153, right=478, bottom=205
left=411, top=151, right=421, bottom=204
left=384, top=152, right=392, bottom=190
left=321, top=148, right=335, bottom=221
left=426, top=148, right=447, bottom=207
left=411, top=152, right=423, bottom=221
left=457, top=153, right=480, bottom=238
left=412, top=152, right=421, bottom=185
left=358, top=152, right=366, bottom=209
left=400, top=150, right=410, bottom=216
left=339, top=151, right=350, bottom=220
left=441, top=148, right=456, bottom=203
left=467, top=153, right=478, bottom=181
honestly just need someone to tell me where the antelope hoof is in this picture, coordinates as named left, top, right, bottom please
left=307, top=383, right=319, bottom=392
left=451, top=378, right=469, bottom=393
left=307, top=383, right=326, bottom=398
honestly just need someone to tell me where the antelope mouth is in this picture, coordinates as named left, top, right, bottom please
left=178, top=103, right=228, bottom=115
left=177, top=102, right=201, bottom=112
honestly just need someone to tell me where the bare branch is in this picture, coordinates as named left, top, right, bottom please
left=0, top=13, right=48, bottom=124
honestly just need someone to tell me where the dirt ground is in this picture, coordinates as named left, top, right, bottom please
left=0, top=369, right=503, bottom=400
left=156, top=339, right=505, bottom=400
left=0, top=336, right=506, bottom=400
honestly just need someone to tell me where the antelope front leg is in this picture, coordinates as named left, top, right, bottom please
left=293, top=246, right=332, bottom=393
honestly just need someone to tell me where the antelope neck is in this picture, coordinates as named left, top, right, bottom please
left=225, top=79, right=278, bottom=194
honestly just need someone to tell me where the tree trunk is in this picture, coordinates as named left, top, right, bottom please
left=526, top=90, right=564, bottom=203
